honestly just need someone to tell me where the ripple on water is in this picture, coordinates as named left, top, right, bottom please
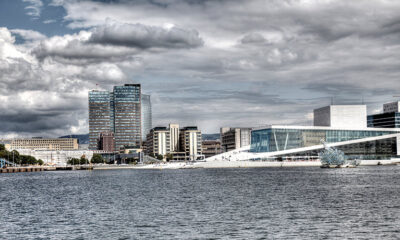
left=0, top=167, right=399, bottom=239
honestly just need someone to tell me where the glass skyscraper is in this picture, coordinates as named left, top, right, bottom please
left=89, top=84, right=142, bottom=150
left=141, top=94, right=152, bottom=141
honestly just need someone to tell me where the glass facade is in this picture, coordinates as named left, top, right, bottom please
left=113, top=84, right=141, bottom=150
left=89, top=91, right=112, bottom=150
left=266, top=138, right=398, bottom=160
left=367, top=112, right=400, bottom=128
left=141, top=94, right=152, bottom=141
left=89, top=84, right=142, bottom=151
left=250, top=127, right=397, bottom=153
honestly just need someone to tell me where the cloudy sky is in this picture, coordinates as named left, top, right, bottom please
left=1, top=0, right=400, bottom=137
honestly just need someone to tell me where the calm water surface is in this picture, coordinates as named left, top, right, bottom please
left=1, top=166, right=399, bottom=239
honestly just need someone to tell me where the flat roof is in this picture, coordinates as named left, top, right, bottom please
left=253, top=125, right=400, bottom=132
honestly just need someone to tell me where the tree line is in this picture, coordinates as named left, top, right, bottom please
left=67, top=153, right=105, bottom=165
left=0, top=144, right=44, bottom=166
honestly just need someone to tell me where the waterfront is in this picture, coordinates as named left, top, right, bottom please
left=1, top=167, right=399, bottom=239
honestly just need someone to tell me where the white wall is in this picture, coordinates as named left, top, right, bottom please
left=314, top=105, right=367, bottom=129
left=330, top=105, right=367, bottom=129
left=397, top=136, right=400, bottom=156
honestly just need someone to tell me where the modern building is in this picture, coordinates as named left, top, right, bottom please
left=180, top=126, right=202, bottom=161
left=4, top=138, right=78, bottom=151
left=99, top=132, right=115, bottom=152
left=169, top=123, right=180, bottom=152
left=145, top=125, right=203, bottom=161
left=202, top=140, right=222, bottom=158
left=220, top=127, right=252, bottom=152
left=113, top=84, right=141, bottom=150
left=247, top=105, right=399, bottom=160
left=145, top=127, right=171, bottom=157
left=368, top=101, right=400, bottom=128
left=314, top=105, right=367, bottom=129
left=250, top=125, right=400, bottom=160
left=141, top=94, right=152, bottom=141
left=383, top=101, right=400, bottom=113
left=89, top=84, right=142, bottom=151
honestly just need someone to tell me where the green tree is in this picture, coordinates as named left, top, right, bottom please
left=0, top=144, right=5, bottom=151
left=80, top=156, right=88, bottom=165
left=156, top=154, right=164, bottom=160
left=68, top=158, right=80, bottom=165
left=91, top=154, right=104, bottom=164
left=165, top=153, right=173, bottom=161
left=37, top=159, right=44, bottom=166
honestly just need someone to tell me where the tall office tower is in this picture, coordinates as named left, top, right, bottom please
left=169, top=123, right=180, bottom=152
left=89, top=84, right=142, bottom=151
left=89, top=91, right=112, bottom=150
left=180, top=126, right=202, bottom=160
left=141, top=94, right=152, bottom=141
left=113, top=84, right=141, bottom=150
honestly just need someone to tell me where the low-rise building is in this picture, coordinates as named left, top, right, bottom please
left=202, top=140, right=222, bottom=158
left=4, top=138, right=79, bottom=151
left=180, top=126, right=202, bottom=161
left=368, top=102, right=400, bottom=128
left=145, top=127, right=171, bottom=157
left=220, top=127, right=252, bottom=152
left=99, top=132, right=115, bottom=152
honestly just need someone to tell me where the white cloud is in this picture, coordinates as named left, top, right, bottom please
left=22, top=0, right=43, bottom=18
left=10, top=29, right=47, bottom=41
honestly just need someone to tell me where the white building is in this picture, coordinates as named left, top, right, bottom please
left=14, top=149, right=104, bottom=166
left=314, top=105, right=367, bottom=129
left=179, top=127, right=202, bottom=161
left=145, top=127, right=170, bottom=156
left=169, top=123, right=180, bottom=152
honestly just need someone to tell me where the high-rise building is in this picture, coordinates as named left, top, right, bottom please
left=220, top=127, right=252, bottom=152
left=89, top=84, right=142, bottom=151
left=141, top=94, right=152, bottom=141
left=113, top=84, right=141, bottom=150
left=145, top=127, right=170, bottom=157
left=89, top=91, right=112, bottom=150
left=180, top=126, right=202, bottom=161
left=169, top=123, right=180, bottom=152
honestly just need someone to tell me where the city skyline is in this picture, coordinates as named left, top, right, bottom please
left=2, top=0, right=400, bottom=138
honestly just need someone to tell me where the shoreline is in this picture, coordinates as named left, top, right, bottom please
left=92, top=159, right=400, bottom=170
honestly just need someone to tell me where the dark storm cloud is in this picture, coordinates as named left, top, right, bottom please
left=89, top=22, right=204, bottom=49
left=2, top=0, right=400, bottom=136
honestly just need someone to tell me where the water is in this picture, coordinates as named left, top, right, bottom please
left=1, top=166, right=399, bottom=239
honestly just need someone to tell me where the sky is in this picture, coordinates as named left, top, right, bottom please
left=1, top=0, right=400, bottom=137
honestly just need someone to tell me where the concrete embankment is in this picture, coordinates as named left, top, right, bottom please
left=188, top=161, right=321, bottom=168
left=1, top=167, right=47, bottom=173
left=189, top=159, right=400, bottom=168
